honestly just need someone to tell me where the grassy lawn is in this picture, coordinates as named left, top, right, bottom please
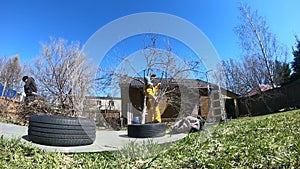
left=1, top=109, right=299, bottom=168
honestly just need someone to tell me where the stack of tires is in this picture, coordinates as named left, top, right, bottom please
left=28, top=114, right=96, bottom=146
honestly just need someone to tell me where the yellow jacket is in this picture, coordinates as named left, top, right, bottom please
left=144, top=83, right=159, bottom=98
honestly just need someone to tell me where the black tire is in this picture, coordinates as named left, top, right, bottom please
left=28, top=135, right=94, bottom=146
left=127, top=123, right=166, bottom=138
left=29, top=114, right=95, bottom=126
left=28, top=114, right=96, bottom=146
left=28, top=126, right=95, bottom=135
left=29, top=122, right=95, bottom=130
left=28, top=130, right=96, bottom=139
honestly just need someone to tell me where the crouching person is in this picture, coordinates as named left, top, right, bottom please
left=22, top=76, right=38, bottom=104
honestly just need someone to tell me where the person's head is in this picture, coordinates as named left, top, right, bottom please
left=150, top=74, right=156, bottom=81
left=22, top=76, right=28, bottom=82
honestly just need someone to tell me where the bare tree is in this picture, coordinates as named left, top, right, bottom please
left=96, top=34, right=204, bottom=124
left=0, top=56, right=7, bottom=85
left=234, top=3, right=288, bottom=88
left=220, top=3, right=290, bottom=115
left=0, top=55, right=22, bottom=117
left=0, top=56, right=6, bottom=74
left=222, top=57, right=264, bottom=115
left=0, top=55, right=22, bottom=91
left=32, top=38, right=94, bottom=117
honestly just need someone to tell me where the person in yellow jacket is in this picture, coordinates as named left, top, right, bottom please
left=144, top=74, right=161, bottom=123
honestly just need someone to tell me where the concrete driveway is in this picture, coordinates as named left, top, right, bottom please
left=0, top=122, right=187, bottom=153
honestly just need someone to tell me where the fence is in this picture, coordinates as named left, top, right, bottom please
left=238, top=79, right=300, bottom=116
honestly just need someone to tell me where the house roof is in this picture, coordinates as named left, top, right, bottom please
left=246, top=84, right=279, bottom=97
left=85, top=96, right=121, bottom=100
left=119, top=76, right=209, bottom=88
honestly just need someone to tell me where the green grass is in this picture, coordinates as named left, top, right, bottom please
left=1, top=110, right=300, bottom=168
left=0, top=136, right=70, bottom=169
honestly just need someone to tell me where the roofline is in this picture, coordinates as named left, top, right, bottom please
left=119, top=76, right=239, bottom=96
left=85, top=96, right=121, bottom=100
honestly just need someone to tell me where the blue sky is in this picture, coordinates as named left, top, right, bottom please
left=1, top=0, right=300, bottom=65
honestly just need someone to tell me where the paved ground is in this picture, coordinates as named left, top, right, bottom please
left=0, top=122, right=187, bottom=153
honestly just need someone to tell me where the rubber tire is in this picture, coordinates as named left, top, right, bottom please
left=28, top=114, right=96, bottom=146
left=127, top=123, right=166, bottom=138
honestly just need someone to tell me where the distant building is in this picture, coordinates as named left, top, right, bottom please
left=246, top=84, right=280, bottom=97
left=119, top=76, right=239, bottom=122
left=83, top=96, right=122, bottom=125
left=84, top=96, right=122, bottom=113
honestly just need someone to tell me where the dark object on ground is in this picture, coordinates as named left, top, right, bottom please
left=170, top=116, right=205, bottom=134
left=127, top=123, right=166, bottom=138
left=28, top=114, right=96, bottom=146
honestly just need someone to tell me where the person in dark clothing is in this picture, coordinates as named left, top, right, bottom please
left=22, top=76, right=37, bottom=104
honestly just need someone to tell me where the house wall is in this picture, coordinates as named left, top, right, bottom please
left=199, top=94, right=239, bottom=119
left=200, top=96, right=209, bottom=118
left=120, top=86, right=142, bottom=124
left=178, top=85, right=200, bottom=118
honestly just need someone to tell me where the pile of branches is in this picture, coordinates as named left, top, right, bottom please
left=15, top=97, right=78, bottom=125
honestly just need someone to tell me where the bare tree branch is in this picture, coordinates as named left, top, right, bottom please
left=32, top=37, right=94, bottom=117
left=95, top=34, right=204, bottom=123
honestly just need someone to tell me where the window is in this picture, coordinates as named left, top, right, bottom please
left=109, top=100, right=114, bottom=106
